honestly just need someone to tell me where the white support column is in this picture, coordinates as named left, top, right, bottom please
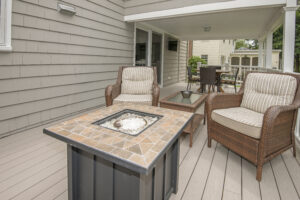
left=258, top=40, right=264, bottom=68
left=284, top=1, right=299, bottom=142
left=265, top=32, right=273, bottom=69
left=282, top=0, right=297, bottom=72
left=147, top=30, right=152, bottom=66
left=133, top=22, right=136, bottom=66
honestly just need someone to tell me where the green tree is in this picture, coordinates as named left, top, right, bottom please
left=248, top=40, right=259, bottom=49
left=235, top=39, right=259, bottom=50
left=273, top=9, right=300, bottom=72
left=188, top=56, right=207, bottom=74
left=235, top=40, right=248, bottom=49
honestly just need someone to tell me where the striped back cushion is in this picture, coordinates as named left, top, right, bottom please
left=121, top=67, right=154, bottom=95
left=241, top=73, right=297, bottom=113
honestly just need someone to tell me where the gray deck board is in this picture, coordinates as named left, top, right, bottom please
left=0, top=83, right=299, bottom=200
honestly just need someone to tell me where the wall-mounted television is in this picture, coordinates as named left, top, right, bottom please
left=168, top=38, right=178, bottom=51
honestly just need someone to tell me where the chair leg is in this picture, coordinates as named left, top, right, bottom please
left=256, top=165, right=263, bottom=181
left=208, top=137, right=212, bottom=148
left=293, top=144, right=297, bottom=157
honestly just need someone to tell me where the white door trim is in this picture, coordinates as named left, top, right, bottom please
left=135, top=23, right=165, bottom=87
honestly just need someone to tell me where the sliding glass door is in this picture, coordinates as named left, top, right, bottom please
left=151, top=32, right=162, bottom=84
left=135, top=29, right=148, bottom=66
left=135, top=27, right=164, bottom=85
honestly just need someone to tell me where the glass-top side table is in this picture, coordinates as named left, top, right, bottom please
left=160, top=92, right=207, bottom=147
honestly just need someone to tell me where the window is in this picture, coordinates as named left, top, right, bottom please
left=231, top=57, right=240, bottom=65
left=242, top=57, right=250, bottom=66
left=0, top=0, right=12, bottom=51
left=201, top=55, right=208, bottom=64
left=252, top=57, right=258, bottom=66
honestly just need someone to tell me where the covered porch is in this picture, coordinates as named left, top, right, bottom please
left=127, top=0, right=300, bottom=142
left=0, top=83, right=299, bottom=200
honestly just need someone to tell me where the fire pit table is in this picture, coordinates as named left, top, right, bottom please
left=43, top=103, right=193, bottom=200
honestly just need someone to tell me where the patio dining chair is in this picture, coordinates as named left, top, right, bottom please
left=206, top=72, right=300, bottom=181
left=221, top=67, right=240, bottom=93
left=105, top=66, right=160, bottom=106
left=199, top=67, right=217, bottom=93
left=187, top=66, right=200, bottom=90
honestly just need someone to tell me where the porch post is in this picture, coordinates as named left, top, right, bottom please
left=265, top=32, right=273, bottom=69
left=147, top=30, right=152, bottom=66
left=258, top=40, right=264, bottom=68
left=283, top=1, right=299, bottom=142
left=282, top=0, right=297, bottom=72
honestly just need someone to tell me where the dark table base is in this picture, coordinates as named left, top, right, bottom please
left=67, top=139, right=180, bottom=200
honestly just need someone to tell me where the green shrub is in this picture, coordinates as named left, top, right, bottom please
left=188, top=56, right=207, bottom=74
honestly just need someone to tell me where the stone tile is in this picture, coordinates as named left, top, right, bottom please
left=144, top=150, right=157, bottom=164
left=69, top=134, right=85, bottom=142
left=95, top=143, right=115, bottom=153
left=129, top=154, right=146, bottom=166
left=128, top=144, right=142, bottom=155
left=140, top=142, right=153, bottom=154
left=152, top=141, right=167, bottom=153
left=56, top=130, right=71, bottom=136
left=112, top=148, right=132, bottom=159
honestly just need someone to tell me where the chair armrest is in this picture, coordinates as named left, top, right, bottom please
left=260, top=104, right=299, bottom=156
left=262, top=105, right=298, bottom=137
left=152, top=85, right=160, bottom=106
left=105, top=84, right=121, bottom=106
left=206, top=93, right=243, bottom=125
left=206, top=93, right=243, bottom=116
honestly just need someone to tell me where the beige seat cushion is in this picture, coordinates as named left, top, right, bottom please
left=212, top=107, right=264, bottom=139
left=121, top=67, right=154, bottom=95
left=241, top=73, right=297, bottom=113
left=114, top=94, right=152, bottom=105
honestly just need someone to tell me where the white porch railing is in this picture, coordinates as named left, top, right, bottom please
left=229, top=65, right=283, bottom=82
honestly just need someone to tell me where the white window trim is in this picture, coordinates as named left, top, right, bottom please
left=0, top=0, right=12, bottom=52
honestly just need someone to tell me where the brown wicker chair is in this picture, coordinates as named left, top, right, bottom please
left=105, top=66, right=160, bottom=106
left=206, top=72, right=300, bottom=181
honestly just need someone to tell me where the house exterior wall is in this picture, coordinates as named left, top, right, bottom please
left=219, top=40, right=235, bottom=64
left=179, top=41, right=188, bottom=82
left=163, top=34, right=179, bottom=86
left=0, top=0, right=134, bottom=137
left=124, top=0, right=233, bottom=15
left=192, top=40, right=234, bottom=65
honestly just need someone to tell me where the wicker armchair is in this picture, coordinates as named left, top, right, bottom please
left=206, top=72, right=300, bottom=181
left=105, top=66, right=160, bottom=106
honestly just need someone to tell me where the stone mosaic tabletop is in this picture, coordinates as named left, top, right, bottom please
left=44, top=103, right=193, bottom=173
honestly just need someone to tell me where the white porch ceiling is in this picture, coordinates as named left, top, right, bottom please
left=142, top=6, right=283, bottom=40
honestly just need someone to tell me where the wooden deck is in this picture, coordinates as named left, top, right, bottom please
left=0, top=83, right=300, bottom=200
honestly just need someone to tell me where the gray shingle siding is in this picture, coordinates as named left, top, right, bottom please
left=0, top=0, right=133, bottom=137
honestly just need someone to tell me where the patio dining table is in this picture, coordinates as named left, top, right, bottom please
left=197, top=69, right=230, bottom=92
